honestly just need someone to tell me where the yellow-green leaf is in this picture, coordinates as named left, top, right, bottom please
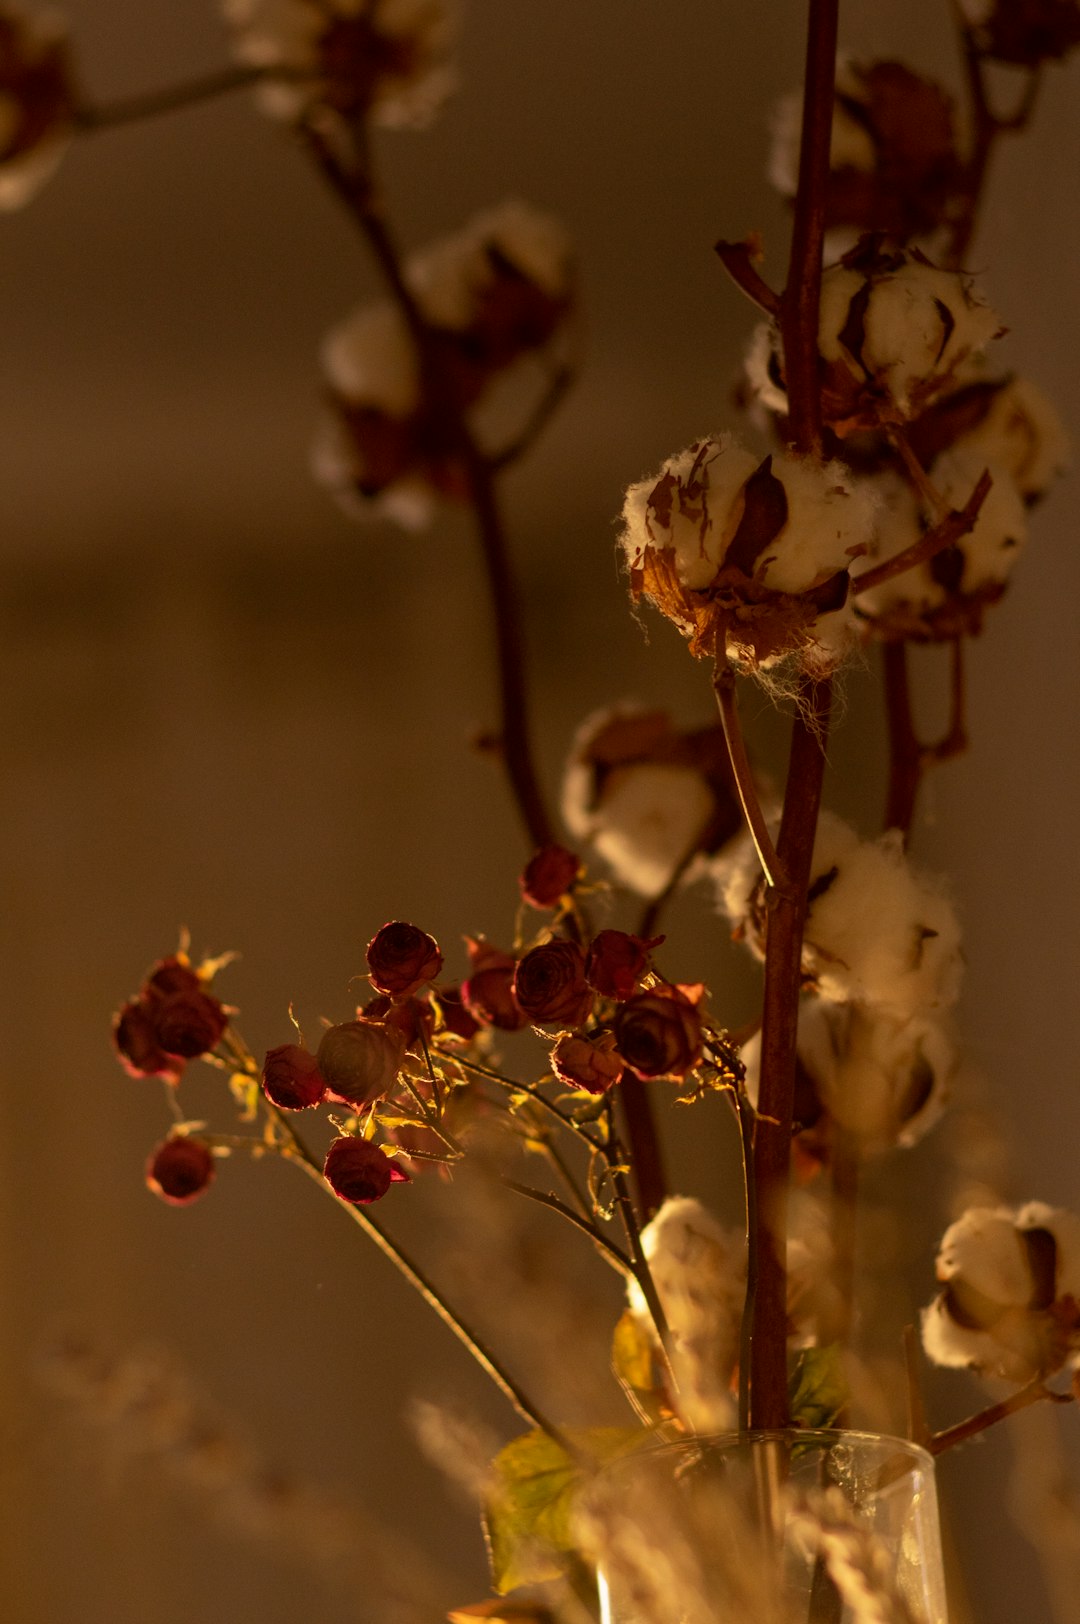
left=447, top=1601, right=556, bottom=1624
left=789, top=1344, right=848, bottom=1431
left=484, top=1428, right=643, bottom=1595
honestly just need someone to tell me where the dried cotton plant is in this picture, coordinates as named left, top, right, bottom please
left=5, top=0, right=1080, bottom=1619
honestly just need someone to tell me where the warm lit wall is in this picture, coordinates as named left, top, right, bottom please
left=1, top=3, right=1078, bottom=1622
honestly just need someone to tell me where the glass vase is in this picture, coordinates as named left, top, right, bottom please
left=589, top=1430, right=947, bottom=1624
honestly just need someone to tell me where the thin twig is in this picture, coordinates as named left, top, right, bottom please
left=903, top=1326, right=931, bottom=1449
left=260, top=1099, right=570, bottom=1447
left=500, top=1178, right=634, bottom=1276
left=929, top=1380, right=1072, bottom=1457
left=852, top=469, right=992, bottom=597
left=715, top=237, right=783, bottom=318
left=713, top=663, right=785, bottom=893
left=74, top=65, right=268, bottom=132
left=490, top=363, right=577, bottom=470
left=437, top=1047, right=604, bottom=1150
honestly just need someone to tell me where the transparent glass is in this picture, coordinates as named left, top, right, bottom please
left=591, top=1430, right=947, bottom=1624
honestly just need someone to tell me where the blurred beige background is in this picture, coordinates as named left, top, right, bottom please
left=0, top=2, right=1078, bottom=1621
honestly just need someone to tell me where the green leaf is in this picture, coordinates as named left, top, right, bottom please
left=484, top=1428, right=644, bottom=1595
left=789, top=1344, right=849, bottom=1431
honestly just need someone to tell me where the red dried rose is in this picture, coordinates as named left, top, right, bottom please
left=143, top=956, right=204, bottom=1000
left=430, top=983, right=481, bottom=1042
left=362, top=992, right=436, bottom=1052
left=113, top=1000, right=184, bottom=1081
left=261, top=1044, right=327, bottom=1111
left=519, top=845, right=582, bottom=909
left=513, top=940, right=593, bottom=1027
left=323, top=1136, right=409, bottom=1205
left=366, top=921, right=443, bottom=999
left=462, top=940, right=527, bottom=1031
left=317, top=1019, right=406, bottom=1107
left=550, top=1030, right=625, bottom=1095
left=613, top=986, right=703, bottom=1080
left=146, top=1137, right=216, bottom=1206
left=150, top=987, right=228, bottom=1060
left=585, top=930, right=664, bottom=1002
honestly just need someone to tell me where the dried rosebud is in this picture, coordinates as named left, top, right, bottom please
left=584, top=930, right=663, bottom=1002
left=429, top=982, right=480, bottom=1042
left=461, top=939, right=527, bottom=1031
left=150, top=986, right=229, bottom=1060
left=613, top=986, right=703, bottom=1081
left=323, top=1135, right=409, bottom=1205
left=113, top=1000, right=184, bottom=1081
left=922, top=1202, right=1080, bottom=1381
left=512, top=940, right=593, bottom=1028
left=561, top=705, right=744, bottom=900
left=261, top=1043, right=327, bottom=1111
left=958, top=0, right=1080, bottom=65
left=143, top=956, right=204, bottom=1000
left=224, top=0, right=458, bottom=128
left=768, top=60, right=966, bottom=243
left=316, top=1018, right=406, bottom=1106
left=519, top=844, right=581, bottom=909
left=550, top=1030, right=624, bottom=1094
left=0, top=8, right=77, bottom=210
left=366, top=920, right=443, bottom=999
left=362, top=991, right=435, bottom=1052
left=146, top=1137, right=216, bottom=1207
left=620, top=436, right=873, bottom=674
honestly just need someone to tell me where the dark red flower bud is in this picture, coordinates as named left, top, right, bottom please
left=316, top=1019, right=406, bottom=1106
left=146, top=1136, right=216, bottom=1206
left=430, top=983, right=480, bottom=1042
left=585, top=930, right=664, bottom=1001
left=550, top=1030, right=625, bottom=1095
left=261, top=1044, right=327, bottom=1111
left=366, top=921, right=443, bottom=999
left=361, top=992, right=435, bottom=1053
left=113, top=999, right=184, bottom=1081
left=150, top=987, right=228, bottom=1060
left=513, top=940, right=593, bottom=1027
left=613, top=986, right=703, bottom=1080
left=143, top=956, right=204, bottom=1001
left=462, top=940, right=527, bottom=1031
left=519, top=845, right=582, bottom=909
left=323, top=1136, right=409, bottom=1204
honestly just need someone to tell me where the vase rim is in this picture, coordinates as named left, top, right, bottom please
left=631, top=1427, right=935, bottom=1471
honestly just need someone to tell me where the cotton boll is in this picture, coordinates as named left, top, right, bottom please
left=321, top=301, right=420, bottom=415
left=761, top=455, right=877, bottom=595
left=580, top=762, right=717, bottom=900
left=802, top=813, right=964, bottom=1017
left=405, top=200, right=572, bottom=333
left=923, top=1203, right=1080, bottom=1380
left=620, top=436, right=761, bottom=593
left=951, top=375, right=1070, bottom=500
left=627, top=1197, right=746, bottom=1432
left=473, top=198, right=572, bottom=298
left=936, top=1206, right=1035, bottom=1307
left=562, top=706, right=744, bottom=899
left=744, top=323, right=789, bottom=419
left=818, top=250, right=1002, bottom=428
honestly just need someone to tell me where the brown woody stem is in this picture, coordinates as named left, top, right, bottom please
left=302, top=123, right=554, bottom=850
left=617, top=1074, right=668, bottom=1222
left=778, top=0, right=839, bottom=456
left=745, top=677, right=832, bottom=1430
left=883, top=640, right=922, bottom=835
